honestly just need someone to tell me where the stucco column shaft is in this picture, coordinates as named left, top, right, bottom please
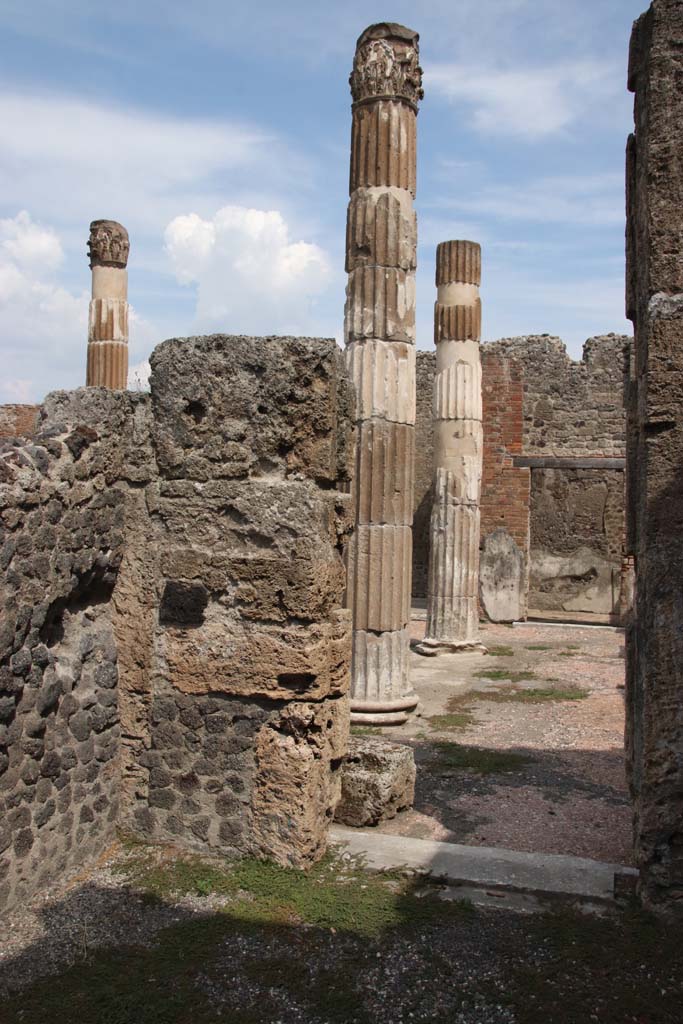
left=344, top=23, right=422, bottom=724
left=418, top=240, right=485, bottom=654
left=87, top=220, right=130, bottom=389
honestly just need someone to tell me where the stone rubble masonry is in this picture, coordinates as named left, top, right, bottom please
left=412, top=333, right=630, bottom=621
left=334, top=735, right=416, bottom=827
left=0, top=334, right=355, bottom=913
left=0, top=387, right=136, bottom=915
left=419, top=241, right=484, bottom=652
left=345, top=23, right=422, bottom=724
left=625, top=0, right=683, bottom=912
left=87, top=220, right=130, bottom=389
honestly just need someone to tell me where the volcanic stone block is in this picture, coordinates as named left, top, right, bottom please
left=150, top=334, right=355, bottom=486
left=251, top=695, right=349, bottom=865
left=334, top=735, right=416, bottom=826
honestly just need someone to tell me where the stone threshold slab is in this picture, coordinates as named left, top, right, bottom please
left=330, top=825, right=638, bottom=901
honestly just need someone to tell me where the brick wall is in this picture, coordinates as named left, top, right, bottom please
left=480, top=353, right=530, bottom=561
left=0, top=405, right=40, bottom=440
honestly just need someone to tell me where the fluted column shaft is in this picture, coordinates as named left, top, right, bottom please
left=421, top=240, right=484, bottom=652
left=344, top=23, right=422, bottom=724
left=86, top=219, right=130, bottom=389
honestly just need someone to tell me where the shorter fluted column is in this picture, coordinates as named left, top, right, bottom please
left=86, top=220, right=130, bottom=389
left=417, top=240, right=485, bottom=655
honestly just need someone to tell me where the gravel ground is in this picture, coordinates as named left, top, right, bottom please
left=375, top=619, right=633, bottom=865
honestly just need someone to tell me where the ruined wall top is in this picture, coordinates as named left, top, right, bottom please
left=88, top=220, right=130, bottom=269
left=482, top=334, right=631, bottom=457
left=350, top=22, right=423, bottom=107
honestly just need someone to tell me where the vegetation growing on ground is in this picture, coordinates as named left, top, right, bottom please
left=425, top=740, right=531, bottom=774
left=3, top=844, right=681, bottom=1024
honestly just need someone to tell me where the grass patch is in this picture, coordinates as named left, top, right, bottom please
left=525, top=643, right=553, bottom=651
left=113, top=846, right=456, bottom=938
left=425, top=740, right=530, bottom=775
left=478, top=685, right=589, bottom=704
left=485, top=644, right=515, bottom=657
left=473, top=668, right=538, bottom=683
left=351, top=724, right=384, bottom=736
left=427, top=709, right=477, bottom=731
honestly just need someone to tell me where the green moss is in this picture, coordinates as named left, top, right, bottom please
left=485, top=644, right=515, bottom=657
left=473, top=669, right=538, bottom=683
left=425, top=740, right=530, bottom=775
left=113, top=846, right=457, bottom=938
left=427, top=710, right=476, bottom=731
left=479, top=686, right=589, bottom=704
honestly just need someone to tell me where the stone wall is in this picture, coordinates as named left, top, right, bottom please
left=484, top=334, right=629, bottom=458
left=0, top=405, right=40, bottom=440
left=0, top=389, right=137, bottom=913
left=0, top=334, right=354, bottom=913
left=127, top=335, right=354, bottom=866
left=413, top=334, right=630, bottom=618
left=625, top=0, right=683, bottom=910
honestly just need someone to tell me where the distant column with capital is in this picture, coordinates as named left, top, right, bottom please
left=344, top=23, right=423, bottom=723
left=87, top=219, right=130, bottom=389
left=417, top=240, right=485, bottom=654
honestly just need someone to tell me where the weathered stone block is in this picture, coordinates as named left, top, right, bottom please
left=150, top=335, right=355, bottom=486
left=334, top=736, right=415, bottom=826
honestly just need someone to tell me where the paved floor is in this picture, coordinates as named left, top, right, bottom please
left=361, top=618, right=632, bottom=865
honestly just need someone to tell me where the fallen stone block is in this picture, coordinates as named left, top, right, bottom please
left=335, top=736, right=415, bottom=827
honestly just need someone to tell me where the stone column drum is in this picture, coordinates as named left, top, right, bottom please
left=418, top=240, right=484, bottom=653
left=87, top=219, right=130, bottom=389
left=344, top=23, right=423, bottom=724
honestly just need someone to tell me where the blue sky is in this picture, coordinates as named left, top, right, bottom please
left=0, top=0, right=644, bottom=402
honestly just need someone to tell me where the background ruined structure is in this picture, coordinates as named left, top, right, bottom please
left=413, top=333, right=631, bottom=622
left=0, top=335, right=354, bottom=913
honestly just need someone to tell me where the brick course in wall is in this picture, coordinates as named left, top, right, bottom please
left=0, top=406, right=40, bottom=440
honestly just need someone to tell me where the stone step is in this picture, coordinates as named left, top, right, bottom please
left=330, top=825, right=638, bottom=901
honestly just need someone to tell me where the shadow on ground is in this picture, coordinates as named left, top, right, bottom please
left=0, top=842, right=682, bottom=1024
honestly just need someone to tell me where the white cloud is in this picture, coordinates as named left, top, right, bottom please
left=0, top=92, right=272, bottom=236
left=165, top=205, right=331, bottom=334
left=432, top=173, right=624, bottom=228
left=427, top=60, right=619, bottom=139
left=0, top=211, right=88, bottom=402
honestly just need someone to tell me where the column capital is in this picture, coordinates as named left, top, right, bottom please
left=88, top=220, right=130, bottom=269
left=350, top=23, right=423, bottom=109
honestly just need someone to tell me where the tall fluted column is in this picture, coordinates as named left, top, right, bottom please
left=344, top=23, right=422, bottom=724
left=87, top=220, right=130, bottom=389
left=417, top=240, right=485, bottom=654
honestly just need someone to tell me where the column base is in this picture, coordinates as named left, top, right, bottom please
left=350, top=694, right=418, bottom=726
left=411, top=637, right=487, bottom=657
